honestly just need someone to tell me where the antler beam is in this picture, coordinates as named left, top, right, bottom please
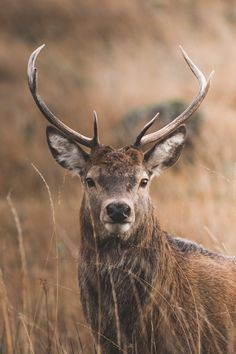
left=134, top=47, right=214, bottom=148
left=28, top=45, right=100, bottom=149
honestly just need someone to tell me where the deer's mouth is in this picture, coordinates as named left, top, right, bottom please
left=104, top=221, right=132, bottom=233
left=105, top=221, right=131, bottom=225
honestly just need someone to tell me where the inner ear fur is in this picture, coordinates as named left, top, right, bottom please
left=144, top=125, right=187, bottom=174
left=46, top=126, right=89, bottom=174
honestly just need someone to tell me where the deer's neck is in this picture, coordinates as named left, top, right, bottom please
left=80, top=197, right=161, bottom=250
left=79, top=197, right=173, bottom=283
left=78, top=199, right=175, bottom=351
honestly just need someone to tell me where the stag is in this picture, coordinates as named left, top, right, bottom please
left=28, top=46, right=236, bottom=354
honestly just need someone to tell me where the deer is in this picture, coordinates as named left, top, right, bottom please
left=28, top=45, right=236, bottom=354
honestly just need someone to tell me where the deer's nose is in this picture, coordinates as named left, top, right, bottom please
left=106, top=203, right=131, bottom=223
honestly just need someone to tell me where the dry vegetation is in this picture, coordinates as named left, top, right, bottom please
left=2, top=0, right=236, bottom=352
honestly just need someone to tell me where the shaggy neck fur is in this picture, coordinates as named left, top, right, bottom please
left=78, top=195, right=177, bottom=353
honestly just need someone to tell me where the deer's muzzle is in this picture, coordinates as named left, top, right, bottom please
left=101, top=199, right=135, bottom=234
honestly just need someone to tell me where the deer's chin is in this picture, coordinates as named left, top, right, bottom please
left=104, top=222, right=132, bottom=234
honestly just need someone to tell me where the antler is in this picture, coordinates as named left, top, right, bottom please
left=28, top=45, right=100, bottom=149
left=134, top=46, right=214, bottom=147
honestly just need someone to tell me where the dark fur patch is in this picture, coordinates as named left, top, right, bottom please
left=166, top=234, right=234, bottom=261
left=90, top=146, right=144, bottom=170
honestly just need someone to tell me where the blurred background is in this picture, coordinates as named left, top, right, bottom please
left=1, top=0, right=236, bottom=352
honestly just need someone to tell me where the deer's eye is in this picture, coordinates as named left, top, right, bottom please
left=85, top=178, right=95, bottom=188
left=140, top=178, right=149, bottom=188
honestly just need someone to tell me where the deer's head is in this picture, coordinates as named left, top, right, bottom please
left=28, top=46, right=213, bottom=241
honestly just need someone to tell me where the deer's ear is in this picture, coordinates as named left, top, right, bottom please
left=144, top=125, right=186, bottom=176
left=46, top=126, right=89, bottom=175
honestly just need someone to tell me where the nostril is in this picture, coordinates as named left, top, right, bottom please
left=123, top=204, right=131, bottom=217
left=106, top=203, right=131, bottom=223
left=106, top=204, right=116, bottom=218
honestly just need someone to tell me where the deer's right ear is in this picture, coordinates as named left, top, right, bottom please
left=46, top=126, right=89, bottom=175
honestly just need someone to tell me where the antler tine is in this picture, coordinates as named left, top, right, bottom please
left=133, top=112, right=159, bottom=147
left=93, top=110, right=100, bottom=146
left=28, top=45, right=100, bottom=149
left=134, top=47, right=214, bottom=147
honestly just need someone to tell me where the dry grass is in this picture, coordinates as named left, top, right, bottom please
left=2, top=0, right=236, bottom=352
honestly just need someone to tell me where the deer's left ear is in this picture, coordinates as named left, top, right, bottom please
left=144, top=125, right=186, bottom=176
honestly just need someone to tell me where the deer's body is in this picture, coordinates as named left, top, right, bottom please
left=28, top=45, right=236, bottom=353
left=80, top=229, right=236, bottom=353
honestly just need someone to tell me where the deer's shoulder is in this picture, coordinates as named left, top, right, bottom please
left=166, top=233, right=235, bottom=262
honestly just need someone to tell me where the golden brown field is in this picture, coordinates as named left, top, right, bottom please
left=2, top=0, right=236, bottom=352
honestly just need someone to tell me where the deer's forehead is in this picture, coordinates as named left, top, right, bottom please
left=87, top=147, right=144, bottom=173
left=88, top=165, right=147, bottom=192
left=85, top=147, right=147, bottom=187
left=87, top=164, right=146, bottom=180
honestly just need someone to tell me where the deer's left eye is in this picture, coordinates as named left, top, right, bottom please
left=140, top=178, right=149, bottom=188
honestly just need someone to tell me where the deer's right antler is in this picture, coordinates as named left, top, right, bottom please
left=28, top=45, right=100, bottom=149
left=133, top=47, right=214, bottom=148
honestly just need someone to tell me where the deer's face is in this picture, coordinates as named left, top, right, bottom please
left=46, top=126, right=186, bottom=240
left=82, top=147, right=151, bottom=237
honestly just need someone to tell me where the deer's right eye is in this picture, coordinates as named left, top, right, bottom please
left=85, top=178, right=96, bottom=188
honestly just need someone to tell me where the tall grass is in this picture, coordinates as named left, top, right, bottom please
left=2, top=0, right=236, bottom=352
